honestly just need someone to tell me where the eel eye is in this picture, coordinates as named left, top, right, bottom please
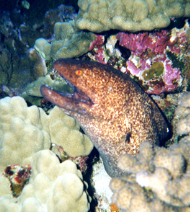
left=75, top=69, right=83, bottom=76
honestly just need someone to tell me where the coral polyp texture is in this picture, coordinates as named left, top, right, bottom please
left=110, top=138, right=190, bottom=211
left=0, top=96, right=93, bottom=173
left=0, top=150, right=91, bottom=212
left=0, top=96, right=51, bottom=173
left=75, top=0, right=190, bottom=32
left=35, top=21, right=96, bottom=60
left=175, top=92, right=190, bottom=135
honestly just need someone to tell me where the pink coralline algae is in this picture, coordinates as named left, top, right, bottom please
left=116, top=30, right=185, bottom=94
left=89, top=35, right=106, bottom=64
left=116, top=31, right=177, bottom=56
left=87, top=27, right=186, bottom=94
left=4, top=164, right=31, bottom=197
left=51, top=143, right=88, bottom=174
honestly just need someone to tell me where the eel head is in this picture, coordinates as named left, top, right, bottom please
left=40, top=59, right=96, bottom=115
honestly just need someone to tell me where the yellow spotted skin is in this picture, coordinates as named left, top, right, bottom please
left=41, top=59, right=169, bottom=178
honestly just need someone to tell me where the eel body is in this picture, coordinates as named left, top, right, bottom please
left=40, top=58, right=169, bottom=177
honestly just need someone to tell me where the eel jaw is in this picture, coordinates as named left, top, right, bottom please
left=40, top=82, right=93, bottom=114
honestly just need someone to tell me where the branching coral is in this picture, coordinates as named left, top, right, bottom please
left=110, top=137, right=190, bottom=211
left=175, top=92, right=190, bottom=135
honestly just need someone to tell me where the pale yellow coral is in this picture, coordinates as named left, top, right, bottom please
left=175, top=92, right=190, bottom=135
left=110, top=137, right=190, bottom=211
left=35, top=21, right=96, bottom=60
left=136, top=168, right=177, bottom=205
left=111, top=180, right=153, bottom=212
left=0, top=96, right=50, bottom=173
left=49, top=106, right=93, bottom=156
left=75, top=0, right=190, bottom=32
left=34, top=38, right=51, bottom=61
left=154, top=152, right=185, bottom=179
left=117, top=141, right=155, bottom=175
left=0, top=150, right=91, bottom=212
left=111, top=181, right=144, bottom=210
left=0, top=96, right=93, bottom=173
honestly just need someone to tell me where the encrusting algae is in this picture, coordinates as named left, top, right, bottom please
left=142, top=61, right=164, bottom=81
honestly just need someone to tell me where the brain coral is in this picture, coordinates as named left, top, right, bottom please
left=75, top=0, right=190, bottom=32
left=110, top=138, right=190, bottom=211
left=0, top=150, right=91, bottom=212
left=0, top=96, right=93, bottom=173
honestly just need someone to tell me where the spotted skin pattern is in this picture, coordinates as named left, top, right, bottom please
left=41, top=59, right=169, bottom=177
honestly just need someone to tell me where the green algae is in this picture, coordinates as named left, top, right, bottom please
left=142, top=62, right=164, bottom=81
left=166, top=51, right=185, bottom=70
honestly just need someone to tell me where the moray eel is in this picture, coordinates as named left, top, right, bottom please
left=40, top=58, right=169, bottom=178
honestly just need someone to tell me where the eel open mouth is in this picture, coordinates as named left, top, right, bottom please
left=40, top=69, right=93, bottom=113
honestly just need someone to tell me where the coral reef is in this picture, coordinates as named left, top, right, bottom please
left=34, top=38, right=52, bottom=61
left=0, top=39, right=47, bottom=95
left=0, top=96, right=93, bottom=173
left=40, top=58, right=169, bottom=178
left=0, top=11, right=15, bottom=38
left=87, top=34, right=126, bottom=70
left=122, top=29, right=184, bottom=94
left=22, top=73, right=72, bottom=106
left=48, top=106, right=93, bottom=157
left=0, top=3, right=78, bottom=52
left=27, top=48, right=47, bottom=81
left=2, top=1, right=190, bottom=211
left=3, top=164, right=31, bottom=197
left=21, top=72, right=72, bottom=106
left=75, top=0, right=190, bottom=33
left=0, top=85, right=14, bottom=98
left=110, top=137, right=190, bottom=211
left=51, top=143, right=89, bottom=173
left=35, top=21, right=96, bottom=60
left=0, top=4, right=79, bottom=97
left=174, top=92, right=190, bottom=135
left=0, top=96, right=51, bottom=173
left=0, top=150, right=91, bottom=212
left=87, top=25, right=187, bottom=94
left=41, top=4, right=77, bottom=39
left=33, top=4, right=78, bottom=60
left=0, top=42, right=14, bottom=86
left=89, top=34, right=105, bottom=64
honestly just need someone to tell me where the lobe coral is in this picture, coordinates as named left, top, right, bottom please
left=40, top=58, right=169, bottom=177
